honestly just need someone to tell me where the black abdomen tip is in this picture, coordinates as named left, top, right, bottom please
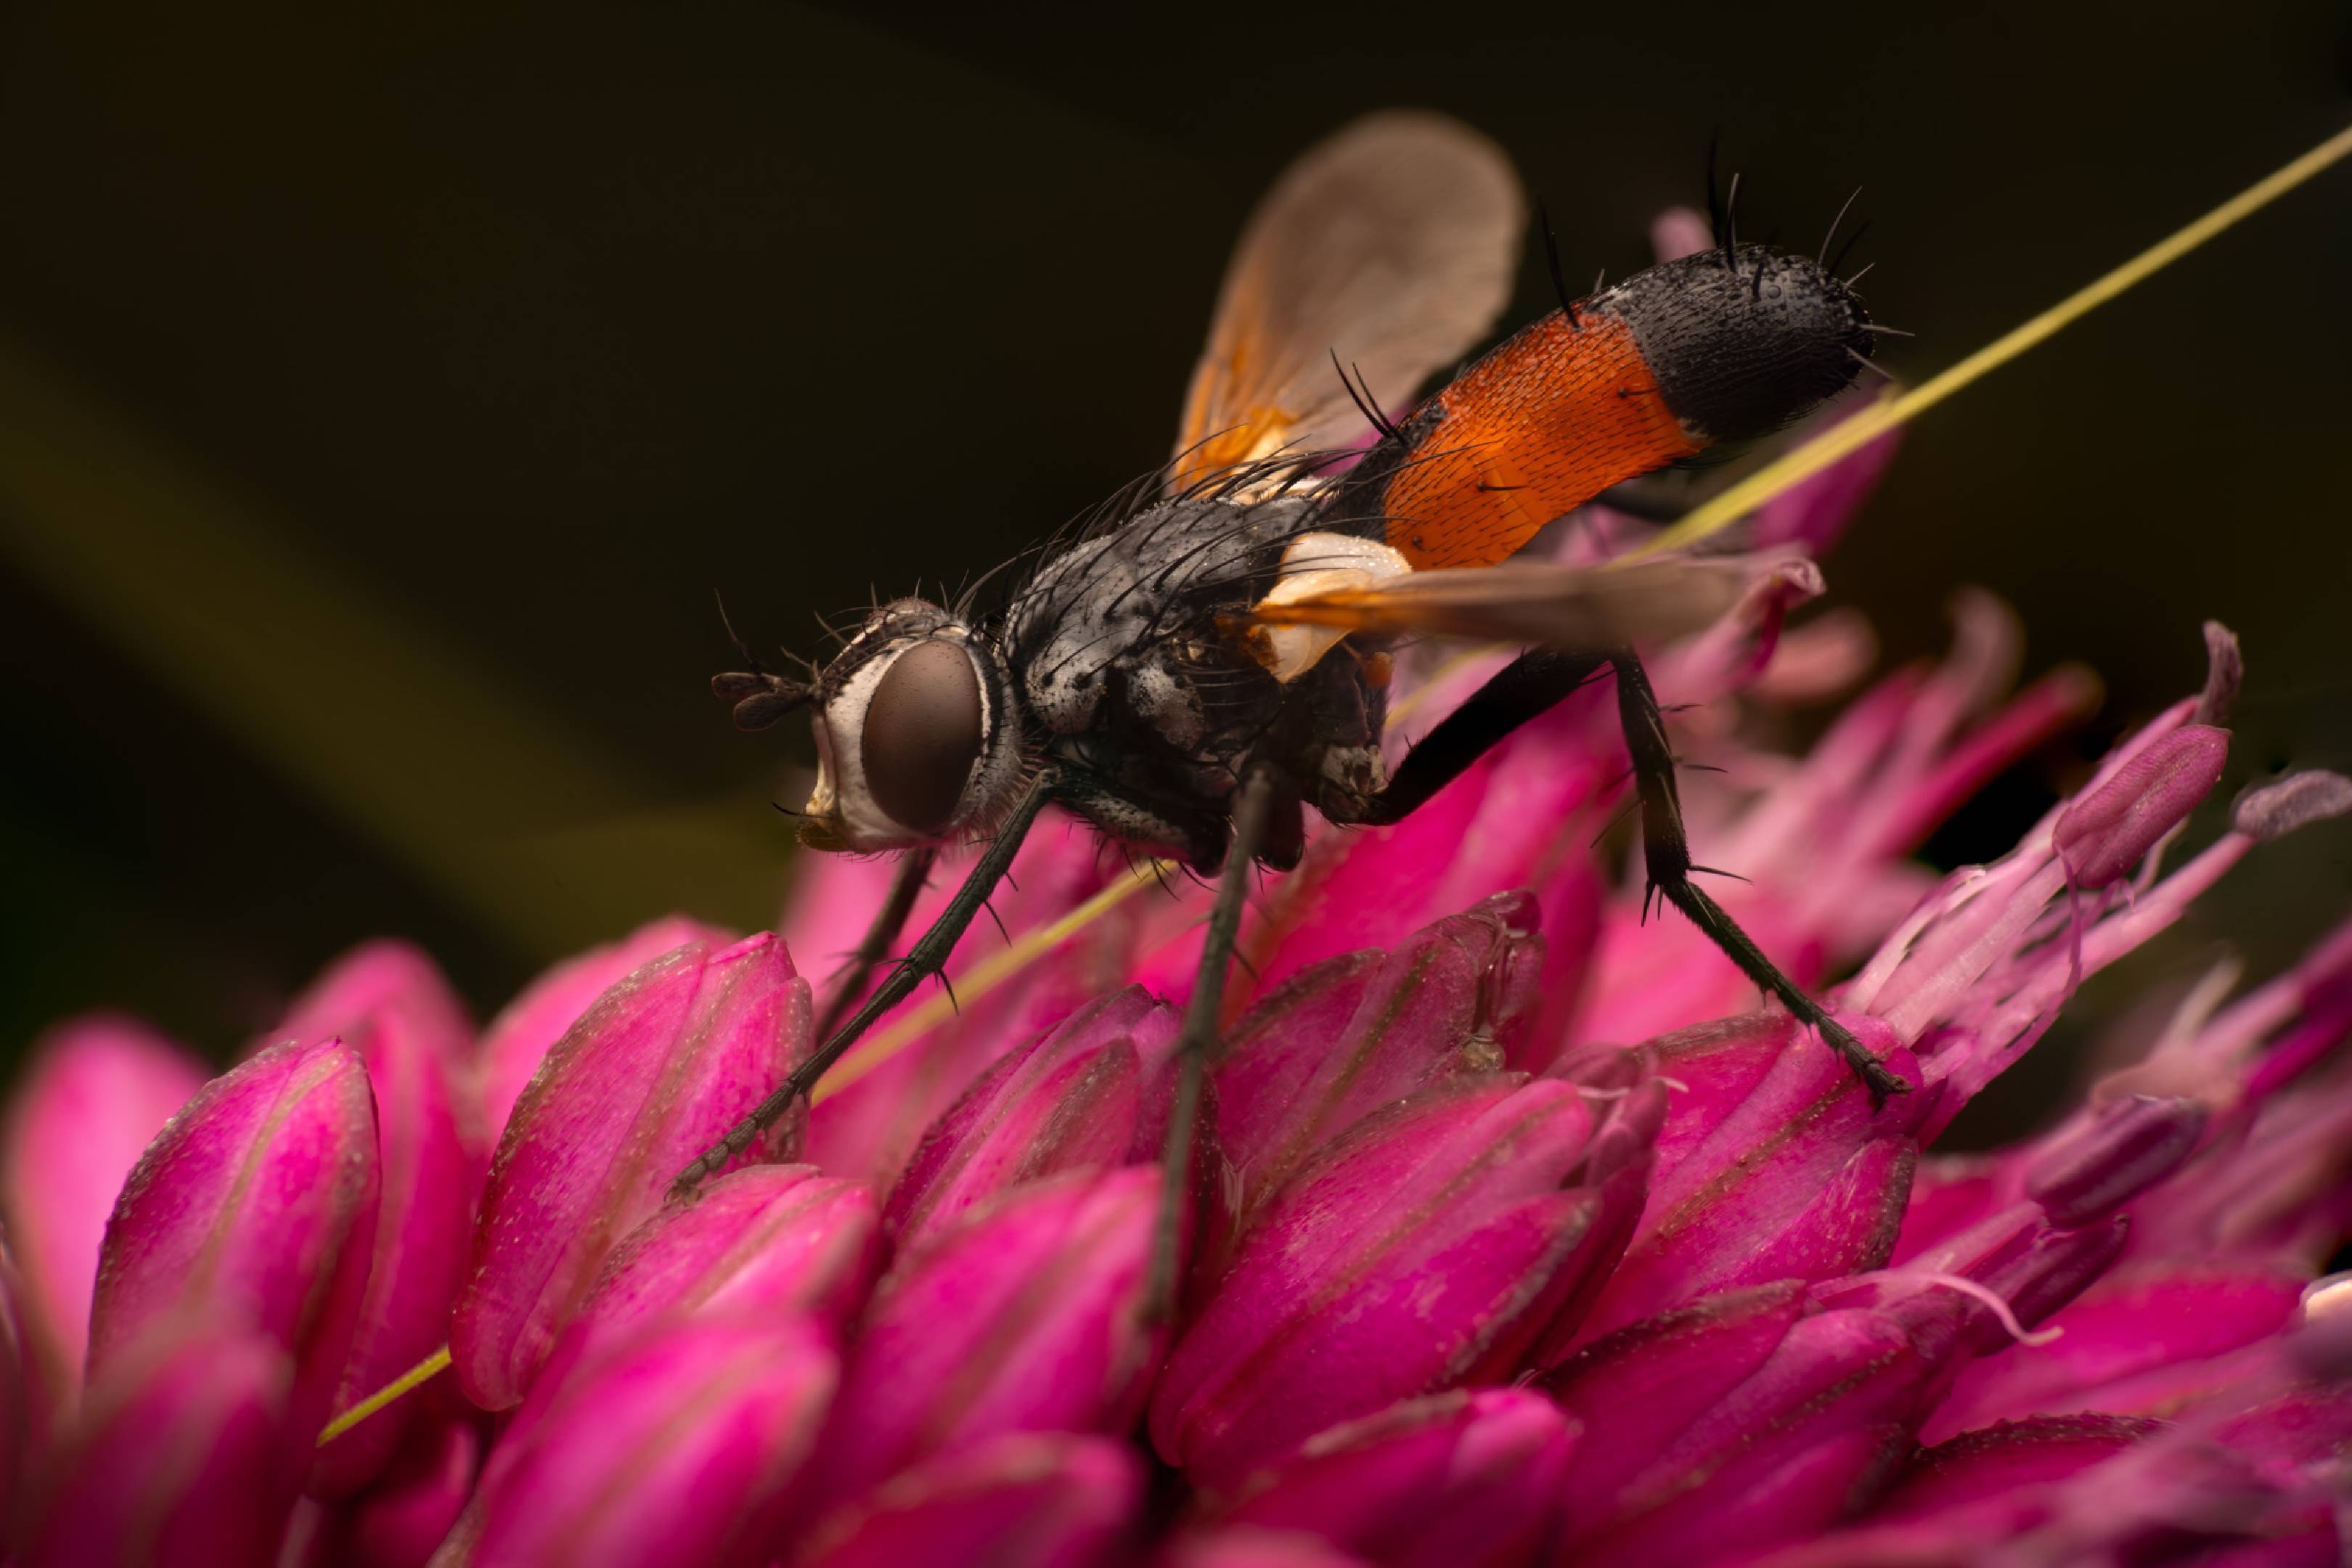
left=1601, top=244, right=1874, bottom=444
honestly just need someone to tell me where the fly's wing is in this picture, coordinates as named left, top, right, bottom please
left=1246, top=557, right=1818, bottom=650
left=1169, top=112, right=1525, bottom=493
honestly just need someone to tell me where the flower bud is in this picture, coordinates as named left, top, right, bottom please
left=1576, top=1010, right=1930, bottom=1341
left=0, top=1014, right=203, bottom=1416
left=452, top=1314, right=836, bottom=1568
left=794, top=1432, right=1140, bottom=1568
left=2054, top=724, right=2228, bottom=890
left=2022, top=1093, right=2205, bottom=1227
left=1543, top=1281, right=1937, bottom=1567
left=1205, top=1389, right=1575, bottom=1568
left=1159, top=1529, right=1372, bottom=1568
left=476, top=916, right=728, bottom=1148
left=1212, top=898, right=1545, bottom=1256
left=543, top=1163, right=878, bottom=1390
left=281, top=944, right=486, bottom=1495
left=1153, top=1077, right=1628, bottom=1487
left=886, top=987, right=1177, bottom=1247
left=88, top=1038, right=380, bottom=1444
left=338, top=1418, right=481, bottom=1568
left=825, top=1167, right=1160, bottom=1498
left=22, top=1326, right=299, bottom=1568
left=451, top=933, right=810, bottom=1410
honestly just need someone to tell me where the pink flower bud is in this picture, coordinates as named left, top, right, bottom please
left=1543, top=1281, right=1938, bottom=1567
left=1153, top=1076, right=1633, bottom=1487
left=476, top=916, right=729, bottom=1149
left=451, top=933, right=810, bottom=1410
left=2054, top=724, right=2229, bottom=890
left=1204, top=1389, right=1575, bottom=1568
left=0, top=1014, right=204, bottom=1410
left=793, top=1432, right=1140, bottom=1568
left=545, top=1164, right=879, bottom=1387
left=1212, top=897, right=1545, bottom=1257
left=88, top=1039, right=380, bottom=1444
left=280, top=943, right=486, bottom=1495
left=2022, top=1093, right=2206, bottom=1227
left=886, top=988, right=1177, bottom=1247
left=452, top=1315, right=836, bottom=1568
left=22, top=1325, right=299, bottom=1568
left=825, top=1167, right=1161, bottom=1498
left=1573, top=1010, right=1931, bottom=1341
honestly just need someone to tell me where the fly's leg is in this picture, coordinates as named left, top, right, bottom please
left=670, top=770, right=1061, bottom=1196
left=1148, top=765, right=1275, bottom=1320
left=1608, top=650, right=1905, bottom=1106
left=1349, top=646, right=1903, bottom=1105
left=814, top=846, right=937, bottom=1040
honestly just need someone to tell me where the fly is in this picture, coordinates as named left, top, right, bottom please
left=674, top=112, right=1899, bottom=1302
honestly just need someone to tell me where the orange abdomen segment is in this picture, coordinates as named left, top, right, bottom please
left=1381, top=309, right=1702, bottom=570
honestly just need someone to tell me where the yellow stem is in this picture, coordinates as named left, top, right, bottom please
left=318, top=1344, right=453, bottom=1445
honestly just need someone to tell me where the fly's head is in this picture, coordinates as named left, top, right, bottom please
left=714, top=598, right=1024, bottom=853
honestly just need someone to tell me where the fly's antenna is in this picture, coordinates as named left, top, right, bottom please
left=1818, top=186, right=1863, bottom=264
left=1329, top=348, right=1406, bottom=444
left=1538, top=200, right=1580, bottom=329
left=710, top=590, right=812, bottom=732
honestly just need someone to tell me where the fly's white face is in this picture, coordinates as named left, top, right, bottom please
left=800, top=601, right=1024, bottom=853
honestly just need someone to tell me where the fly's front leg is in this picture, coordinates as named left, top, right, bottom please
left=671, top=770, right=1061, bottom=1196
left=1610, top=650, right=1907, bottom=1106
left=1148, top=765, right=1276, bottom=1320
left=814, top=845, right=936, bottom=1040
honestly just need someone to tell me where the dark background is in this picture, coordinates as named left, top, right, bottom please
left=3, top=1, right=2348, bottom=1116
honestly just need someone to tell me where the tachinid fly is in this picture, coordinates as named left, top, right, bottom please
left=682, top=113, right=1898, bottom=1288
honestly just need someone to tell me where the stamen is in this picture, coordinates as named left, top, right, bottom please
left=1908, top=1271, right=2065, bottom=1346
left=317, top=1343, right=452, bottom=1445
left=1627, top=123, right=2352, bottom=560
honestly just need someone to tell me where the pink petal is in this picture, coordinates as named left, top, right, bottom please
left=0, top=1014, right=205, bottom=1410
left=1874, top=1413, right=2158, bottom=1522
left=88, top=1039, right=380, bottom=1444
left=455, top=1314, right=836, bottom=1568
left=1209, top=1388, right=1576, bottom=1568
left=475, top=916, right=729, bottom=1152
left=22, top=1325, right=300, bottom=1568
left=335, top=1417, right=482, bottom=1568
left=825, top=1167, right=1161, bottom=1497
left=792, top=1431, right=1140, bottom=1568
left=452, top=934, right=810, bottom=1410
left=1160, top=1527, right=1373, bottom=1568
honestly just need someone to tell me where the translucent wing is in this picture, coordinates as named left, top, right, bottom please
left=1170, top=111, right=1525, bottom=491
left=1246, top=557, right=1816, bottom=650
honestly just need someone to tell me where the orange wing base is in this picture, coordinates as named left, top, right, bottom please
left=1381, top=309, right=1702, bottom=570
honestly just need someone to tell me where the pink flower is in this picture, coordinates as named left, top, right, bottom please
left=10, top=399, right=2352, bottom=1567
left=450, top=932, right=810, bottom=1409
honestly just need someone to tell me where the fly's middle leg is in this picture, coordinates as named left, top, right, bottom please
left=1147, top=765, right=1277, bottom=1321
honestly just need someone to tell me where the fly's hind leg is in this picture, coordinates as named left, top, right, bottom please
left=1148, top=765, right=1277, bottom=1320
left=1343, top=645, right=1903, bottom=1105
left=1609, top=650, right=1906, bottom=1105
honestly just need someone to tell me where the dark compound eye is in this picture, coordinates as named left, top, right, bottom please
left=860, top=639, right=986, bottom=836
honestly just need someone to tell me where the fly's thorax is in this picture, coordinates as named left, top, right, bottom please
left=1593, top=243, right=1873, bottom=444
left=799, top=599, right=1024, bottom=852
left=1006, top=496, right=1313, bottom=755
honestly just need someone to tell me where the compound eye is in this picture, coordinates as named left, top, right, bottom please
left=859, top=639, right=986, bottom=836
